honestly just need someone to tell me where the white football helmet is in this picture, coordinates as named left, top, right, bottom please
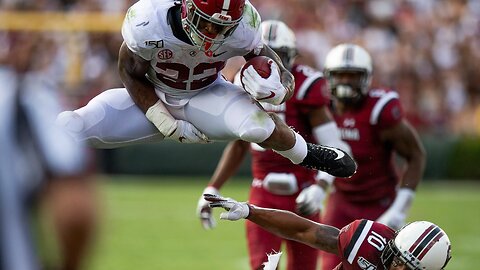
left=324, top=43, right=372, bottom=103
left=381, top=221, right=452, bottom=270
left=261, top=20, right=297, bottom=69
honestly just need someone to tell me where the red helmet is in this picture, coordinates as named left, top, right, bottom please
left=181, top=0, right=245, bottom=52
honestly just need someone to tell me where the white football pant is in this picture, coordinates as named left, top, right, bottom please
left=57, top=77, right=276, bottom=148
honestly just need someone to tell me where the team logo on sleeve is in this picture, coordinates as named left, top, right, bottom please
left=157, top=49, right=173, bottom=60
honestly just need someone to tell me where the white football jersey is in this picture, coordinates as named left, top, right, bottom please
left=121, top=0, right=263, bottom=97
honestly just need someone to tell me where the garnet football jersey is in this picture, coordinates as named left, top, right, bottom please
left=333, top=89, right=404, bottom=202
left=334, top=219, right=395, bottom=270
left=235, top=64, right=330, bottom=182
left=121, top=0, right=262, bottom=96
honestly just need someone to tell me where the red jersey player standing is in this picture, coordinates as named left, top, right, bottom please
left=318, top=43, right=427, bottom=270
left=204, top=194, right=452, bottom=270
left=196, top=20, right=350, bottom=270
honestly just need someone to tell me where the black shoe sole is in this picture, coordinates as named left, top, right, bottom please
left=300, top=143, right=357, bottom=178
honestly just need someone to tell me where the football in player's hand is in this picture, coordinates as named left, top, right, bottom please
left=241, top=56, right=273, bottom=79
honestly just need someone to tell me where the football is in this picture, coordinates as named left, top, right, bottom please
left=241, top=56, right=273, bottom=79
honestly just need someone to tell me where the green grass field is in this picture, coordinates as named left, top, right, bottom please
left=87, top=176, right=480, bottom=270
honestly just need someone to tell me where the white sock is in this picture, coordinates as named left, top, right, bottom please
left=274, top=132, right=307, bottom=164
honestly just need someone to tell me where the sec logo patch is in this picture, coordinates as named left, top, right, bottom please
left=158, top=49, right=173, bottom=60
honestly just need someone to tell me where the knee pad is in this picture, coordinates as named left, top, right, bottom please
left=56, top=111, right=111, bottom=148
left=238, top=111, right=275, bottom=143
left=56, top=111, right=85, bottom=134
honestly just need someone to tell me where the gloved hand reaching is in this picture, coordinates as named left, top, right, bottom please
left=295, top=184, right=327, bottom=216
left=196, top=187, right=220, bottom=229
left=204, top=194, right=250, bottom=221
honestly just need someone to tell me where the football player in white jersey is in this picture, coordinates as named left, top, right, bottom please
left=57, top=0, right=356, bottom=178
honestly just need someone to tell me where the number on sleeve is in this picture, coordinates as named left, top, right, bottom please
left=367, top=231, right=387, bottom=251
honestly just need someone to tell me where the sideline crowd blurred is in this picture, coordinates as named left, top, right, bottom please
left=1, top=0, right=479, bottom=136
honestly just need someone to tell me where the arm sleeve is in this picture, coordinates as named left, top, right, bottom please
left=337, top=220, right=362, bottom=258
left=368, top=90, right=404, bottom=129
left=291, top=66, right=330, bottom=111
left=377, top=98, right=404, bottom=129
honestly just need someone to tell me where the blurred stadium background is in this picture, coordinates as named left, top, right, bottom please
left=1, top=0, right=479, bottom=269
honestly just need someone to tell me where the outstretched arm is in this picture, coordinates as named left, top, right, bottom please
left=248, top=205, right=340, bottom=255
left=205, top=195, right=340, bottom=255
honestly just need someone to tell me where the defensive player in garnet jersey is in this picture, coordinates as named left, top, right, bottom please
left=195, top=20, right=350, bottom=270
left=204, top=194, right=452, bottom=270
left=317, top=44, right=427, bottom=270
left=56, top=0, right=356, bottom=178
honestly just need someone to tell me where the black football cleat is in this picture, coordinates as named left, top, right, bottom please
left=299, top=143, right=357, bottom=178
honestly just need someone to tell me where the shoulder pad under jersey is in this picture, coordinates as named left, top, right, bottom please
left=122, top=0, right=175, bottom=60
left=227, top=0, right=263, bottom=54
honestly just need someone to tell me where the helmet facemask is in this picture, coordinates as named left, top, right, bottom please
left=325, top=69, right=371, bottom=105
left=323, top=43, right=373, bottom=105
left=380, top=240, right=395, bottom=270
left=182, top=0, right=243, bottom=52
left=381, top=239, right=418, bottom=270
left=273, top=47, right=297, bottom=70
